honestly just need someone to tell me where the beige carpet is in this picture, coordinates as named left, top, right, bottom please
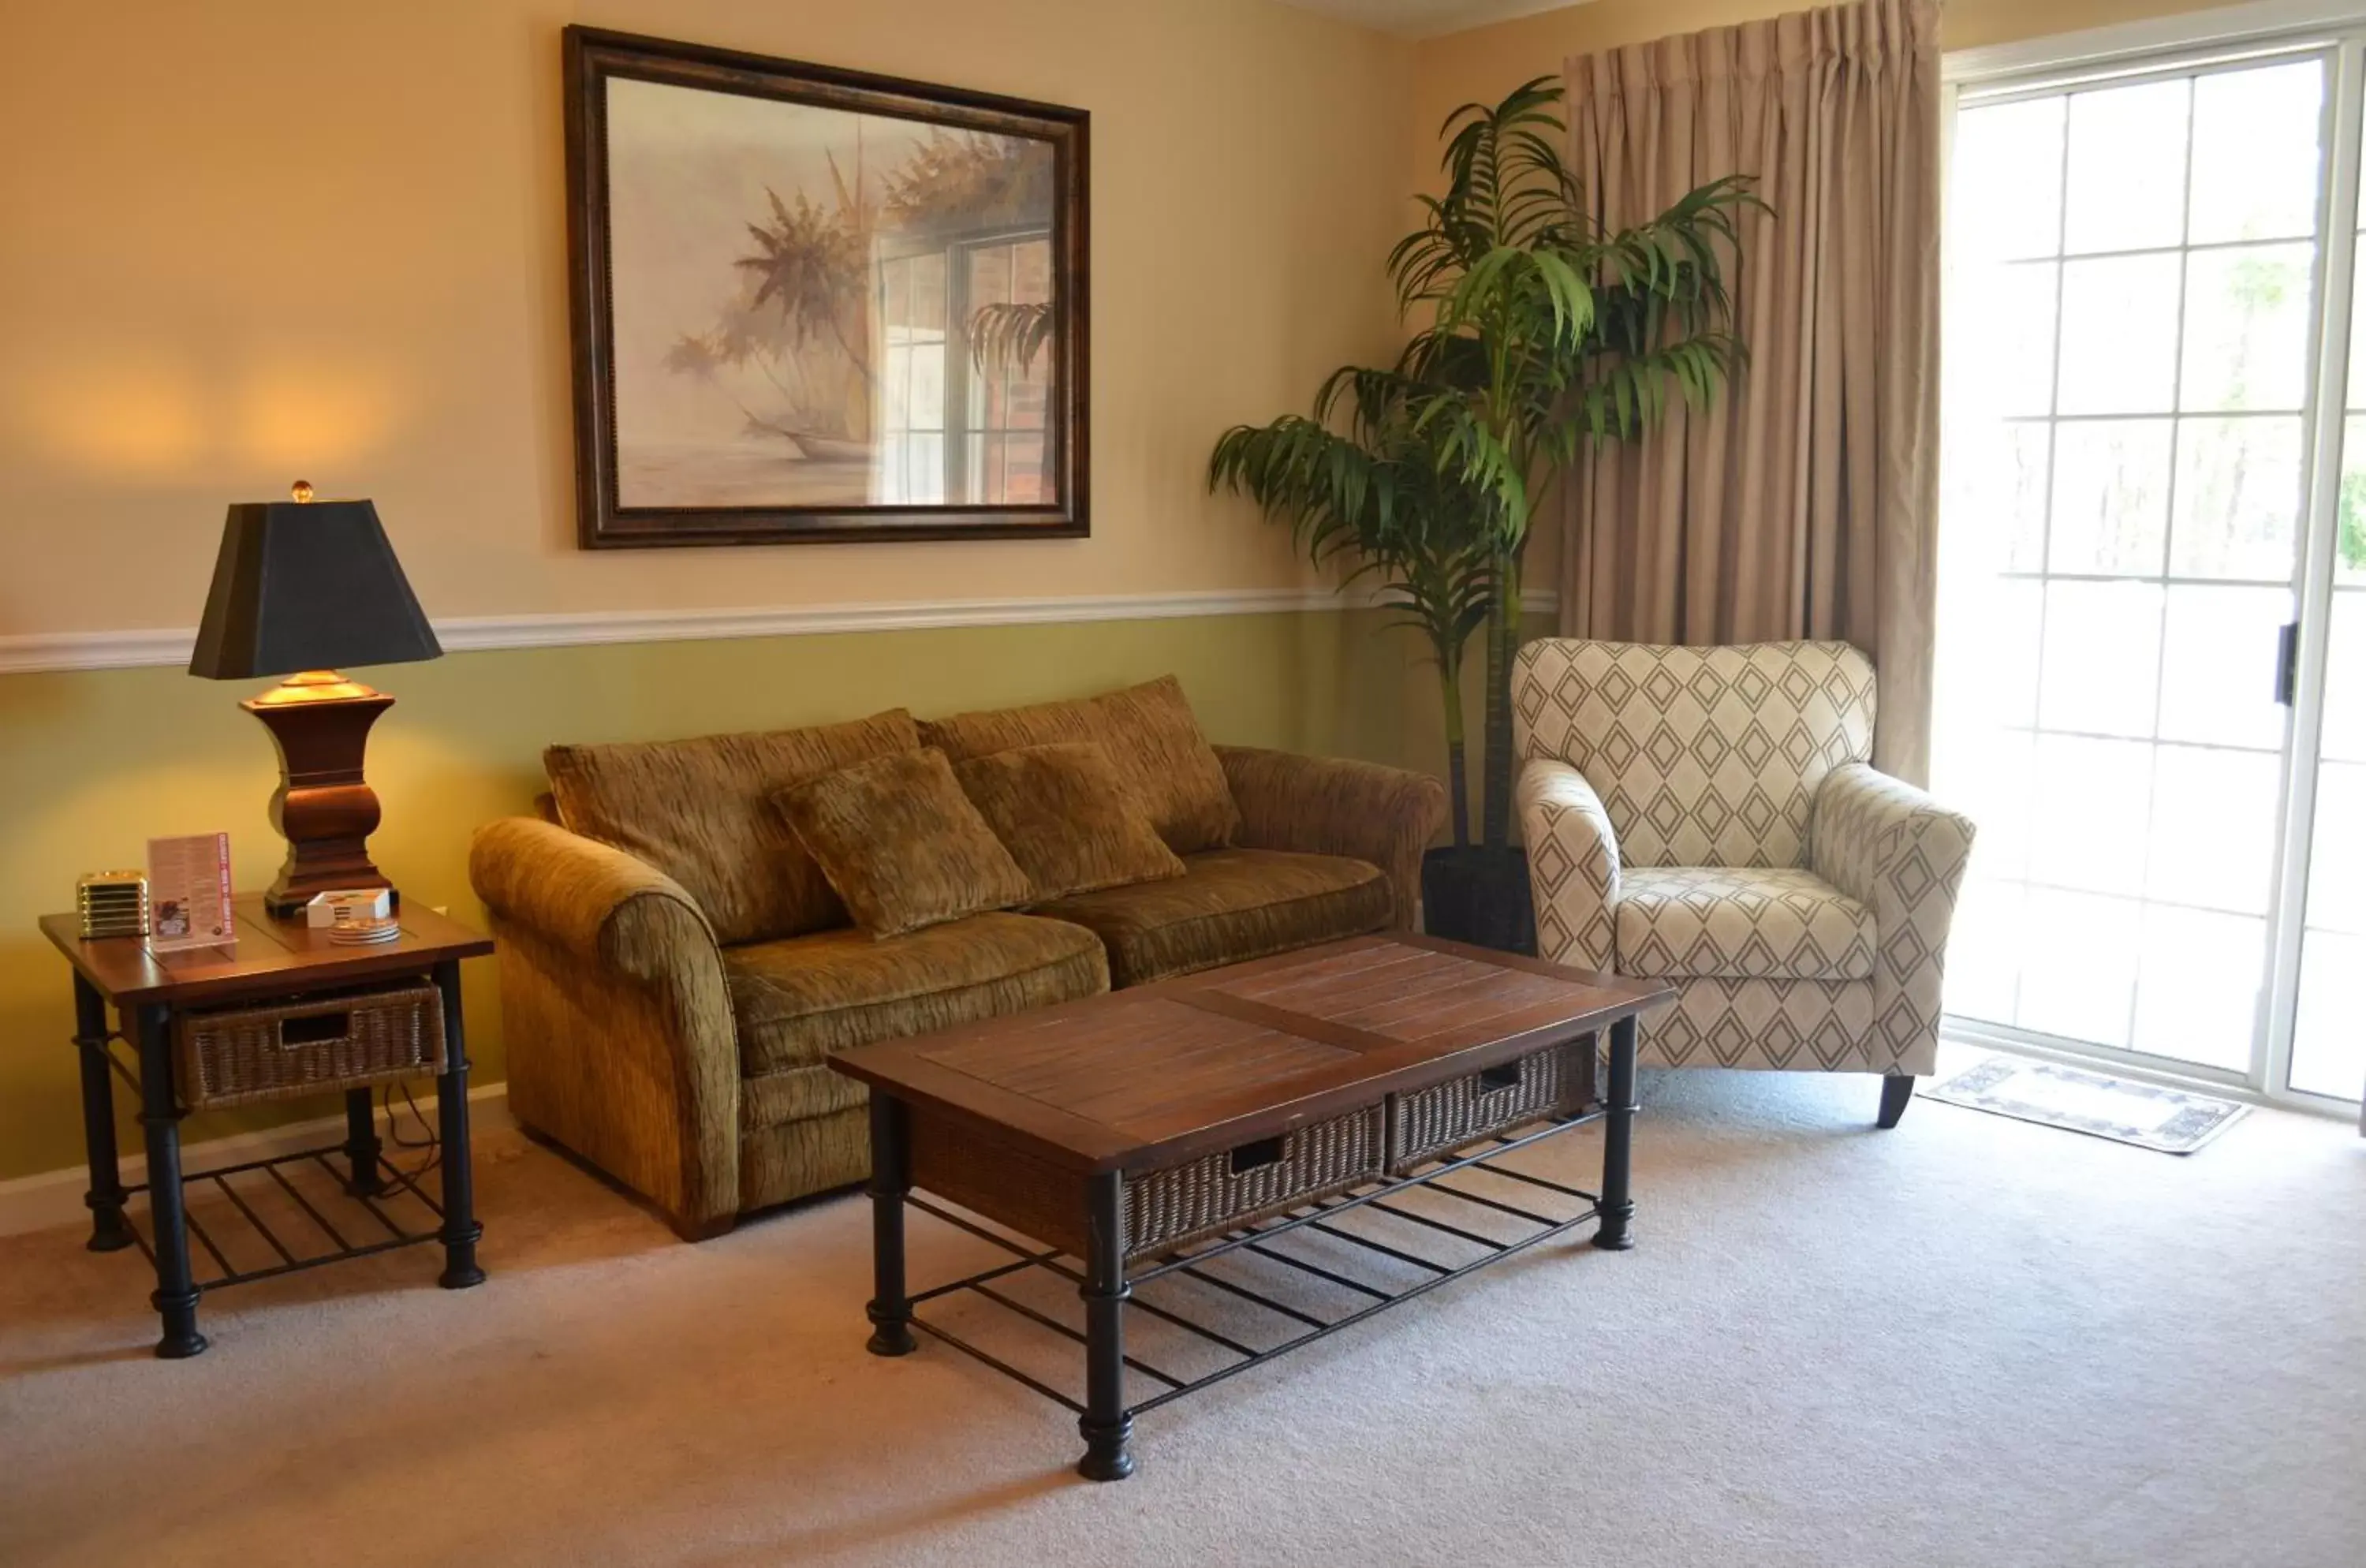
left=3, top=1055, right=2361, bottom=1567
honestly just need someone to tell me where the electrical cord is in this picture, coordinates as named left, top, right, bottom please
left=369, top=1080, right=442, bottom=1204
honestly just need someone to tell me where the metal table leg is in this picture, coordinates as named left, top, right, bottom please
left=865, top=1092, right=916, bottom=1357
left=343, top=1088, right=386, bottom=1197
left=73, top=974, right=130, bottom=1253
left=133, top=1002, right=206, bottom=1358
left=1076, top=1168, right=1136, bottom=1480
left=431, top=961, right=486, bottom=1290
left=1594, top=1017, right=1637, bottom=1251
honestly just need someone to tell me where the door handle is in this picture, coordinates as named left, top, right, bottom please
left=2275, top=622, right=2300, bottom=707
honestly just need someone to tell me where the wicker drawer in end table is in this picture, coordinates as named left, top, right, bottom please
left=831, top=933, right=1672, bottom=1481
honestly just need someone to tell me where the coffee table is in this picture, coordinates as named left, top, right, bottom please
left=828, top=932, right=1672, bottom=1480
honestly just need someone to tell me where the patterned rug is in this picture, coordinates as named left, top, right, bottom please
left=1923, top=1055, right=2249, bottom=1154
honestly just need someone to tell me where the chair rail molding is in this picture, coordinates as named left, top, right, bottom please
left=0, top=588, right=1564, bottom=676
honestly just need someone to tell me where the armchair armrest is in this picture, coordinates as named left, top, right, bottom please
left=1808, top=764, right=1978, bottom=1077
left=1516, top=759, right=1621, bottom=971
left=468, top=817, right=742, bottom=1237
left=1216, top=745, right=1448, bottom=931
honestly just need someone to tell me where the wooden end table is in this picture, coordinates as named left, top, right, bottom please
left=38, top=896, right=494, bottom=1358
left=830, top=933, right=1673, bottom=1480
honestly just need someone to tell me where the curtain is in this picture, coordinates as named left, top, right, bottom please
left=1558, top=0, right=1940, bottom=782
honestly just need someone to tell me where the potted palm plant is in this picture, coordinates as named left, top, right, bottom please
left=1213, top=77, right=1755, bottom=947
left=1210, top=368, right=1495, bottom=846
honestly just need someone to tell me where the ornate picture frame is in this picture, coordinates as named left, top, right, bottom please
left=562, top=27, right=1090, bottom=548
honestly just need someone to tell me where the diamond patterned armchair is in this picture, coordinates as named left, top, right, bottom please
left=1512, top=639, right=1976, bottom=1125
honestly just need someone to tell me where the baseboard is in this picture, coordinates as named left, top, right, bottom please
left=0, top=1083, right=513, bottom=1239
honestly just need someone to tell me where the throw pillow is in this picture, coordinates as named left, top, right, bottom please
left=774, top=748, right=1033, bottom=939
left=952, top=741, right=1189, bottom=902
left=544, top=709, right=920, bottom=946
left=917, top=675, right=1241, bottom=854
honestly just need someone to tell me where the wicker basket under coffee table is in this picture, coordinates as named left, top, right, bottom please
left=829, top=933, right=1672, bottom=1480
left=37, top=896, right=494, bottom=1358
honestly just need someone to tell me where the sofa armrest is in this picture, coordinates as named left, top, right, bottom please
left=1517, top=759, right=1621, bottom=972
left=468, top=817, right=743, bottom=1236
left=1216, top=745, right=1448, bottom=931
left=1808, top=763, right=1978, bottom=1077
left=470, top=816, right=716, bottom=976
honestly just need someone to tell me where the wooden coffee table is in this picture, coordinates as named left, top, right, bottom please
left=829, top=932, right=1672, bottom=1480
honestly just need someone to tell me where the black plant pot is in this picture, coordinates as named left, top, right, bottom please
left=1420, top=846, right=1536, bottom=955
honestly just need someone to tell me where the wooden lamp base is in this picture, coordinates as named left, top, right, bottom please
left=241, top=672, right=397, bottom=920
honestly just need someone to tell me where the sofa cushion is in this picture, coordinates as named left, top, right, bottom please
left=723, top=912, right=1109, bottom=1079
left=775, top=749, right=1032, bottom=938
left=741, top=1065, right=869, bottom=1132
left=1614, top=866, right=1875, bottom=982
left=953, top=741, right=1188, bottom=902
left=546, top=709, right=920, bottom=946
left=919, top=676, right=1241, bottom=855
left=1034, top=847, right=1390, bottom=988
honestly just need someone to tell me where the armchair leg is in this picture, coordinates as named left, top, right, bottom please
left=1876, top=1073, right=1916, bottom=1129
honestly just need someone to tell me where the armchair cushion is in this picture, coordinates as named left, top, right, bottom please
left=1615, top=867, right=1876, bottom=982
left=920, top=676, right=1241, bottom=855
left=1034, top=848, right=1390, bottom=988
left=724, top=912, right=1108, bottom=1079
left=544, top=708, right=921, bottom=946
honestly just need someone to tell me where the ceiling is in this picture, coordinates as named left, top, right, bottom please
left=1282, top=0, right=1588, bottom=39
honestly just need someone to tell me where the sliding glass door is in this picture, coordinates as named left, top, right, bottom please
left=1940, top=32, right=2365, bottom=1110
left=2292, top=239, right=2366, bottom=1098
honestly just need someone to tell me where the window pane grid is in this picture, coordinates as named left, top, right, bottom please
left=1943, top=56, right=2325, bottom=1070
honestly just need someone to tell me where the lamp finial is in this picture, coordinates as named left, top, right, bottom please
left=289, top=479, right=314, bottom=503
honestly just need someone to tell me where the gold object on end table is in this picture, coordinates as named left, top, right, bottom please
left=76, top=872, right=151, bottom=939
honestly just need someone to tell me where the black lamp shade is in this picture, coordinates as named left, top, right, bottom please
left=188, top=498, right=442, bottom=679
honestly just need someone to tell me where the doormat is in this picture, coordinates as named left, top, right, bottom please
left=1923, top=1055, right=2249, bottom=1153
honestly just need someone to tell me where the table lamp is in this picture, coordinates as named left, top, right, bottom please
left=188, top=482, right=442, bottom=919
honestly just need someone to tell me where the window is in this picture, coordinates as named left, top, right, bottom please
left=875, top=232, right=1053, bottom=507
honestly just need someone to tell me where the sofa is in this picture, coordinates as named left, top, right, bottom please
left=1513, top=639, right=1975, bottom=1126
left=468, top=677, right=1447, bottom=1238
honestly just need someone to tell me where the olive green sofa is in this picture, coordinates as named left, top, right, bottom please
left=467, top=678, right=1447, bottom=1239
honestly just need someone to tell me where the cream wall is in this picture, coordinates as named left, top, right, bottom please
left=0, top=0, right=1412, bottom=638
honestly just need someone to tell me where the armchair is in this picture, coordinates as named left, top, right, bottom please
left=1513, top=639, right=1975, bottom=1125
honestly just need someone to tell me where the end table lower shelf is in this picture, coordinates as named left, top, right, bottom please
left=102, top=1134, right=460, bottom=1296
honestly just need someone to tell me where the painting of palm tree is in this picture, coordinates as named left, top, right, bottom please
left=564, top=28, right=1088, bottom=546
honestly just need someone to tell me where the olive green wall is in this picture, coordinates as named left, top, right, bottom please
left=0, top=610, right=1419, bottom=1182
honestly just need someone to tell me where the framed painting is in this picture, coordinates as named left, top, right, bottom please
left=562, top=27, right=1089, bottom=547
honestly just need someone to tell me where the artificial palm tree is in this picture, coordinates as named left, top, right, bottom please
left=1213, top=77, right=1755, bottom=935
left=1390, top=77, right=1754, bottom=851
left=1209, top=368, right=1495, bottom=843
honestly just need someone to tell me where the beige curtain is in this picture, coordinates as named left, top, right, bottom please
left=1559, top=0, right=1940, bottom=782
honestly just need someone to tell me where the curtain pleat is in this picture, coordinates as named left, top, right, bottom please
left=1559, top=0, right=1940, bottom=782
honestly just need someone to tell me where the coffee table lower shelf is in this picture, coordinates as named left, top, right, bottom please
left=873, top=1107, right=1618, bottom=1477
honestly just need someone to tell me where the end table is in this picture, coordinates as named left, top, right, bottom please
left=37, top=896, right=494, bottom=1357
